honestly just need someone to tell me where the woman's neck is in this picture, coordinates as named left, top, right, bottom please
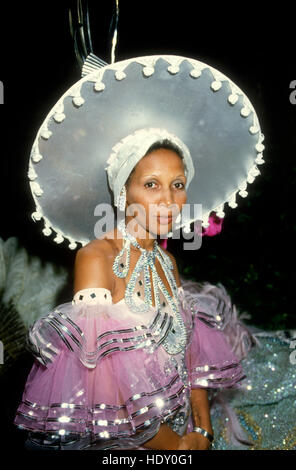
left=123, top=216, right=156, bottom=252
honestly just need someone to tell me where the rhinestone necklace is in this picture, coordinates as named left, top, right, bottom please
left=112, top=217, right=187, bottom=355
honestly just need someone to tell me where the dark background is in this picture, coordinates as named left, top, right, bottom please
left=0, top=0, right=295, bottom=452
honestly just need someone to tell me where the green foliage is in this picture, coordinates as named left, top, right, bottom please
left=0, top=290, right=28, bottom=376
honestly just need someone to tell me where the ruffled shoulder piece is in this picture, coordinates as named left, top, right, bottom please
left=27, top=287, right=184, bottom=369
left=179, top=278, right=235, bottom=329
left=179, top=277, right=260, bottom=361
left=72, top=287, right=113, bottom=305
left=16, top=286, right=193, bottom=445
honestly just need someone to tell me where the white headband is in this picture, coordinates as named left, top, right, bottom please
left=105, top=128, right=195, bottom=207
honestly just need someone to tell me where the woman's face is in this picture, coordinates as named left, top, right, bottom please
left=125, top=148, right=187, bottom=238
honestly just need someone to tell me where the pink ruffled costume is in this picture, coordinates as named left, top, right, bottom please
left=14, top=278, right=258, bottom=450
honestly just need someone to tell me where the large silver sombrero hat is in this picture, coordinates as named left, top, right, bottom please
left=28, top=54, right=265, bottom=250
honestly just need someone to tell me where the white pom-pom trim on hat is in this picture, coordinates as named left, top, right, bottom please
left=94, top=82, right=106, bottom=91
left=190, top=69, right=202, bottom=78
left=27, top=55, right=265, bottom=249
left=211, top=81, right=222, bottom=91
left=228, top=94, right=239, bottom=105
left=143, top=66, right=155, bottom=77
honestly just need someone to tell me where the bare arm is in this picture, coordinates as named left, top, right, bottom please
left=73, top=241, right=114, bottom=295
left=190, top=388, right=214, bottom=434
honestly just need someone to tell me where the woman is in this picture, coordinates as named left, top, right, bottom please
left=74, top=141, right=216, bottom=450
left=14, top=137, right=250, bottom=451
left=14, top=55, right=271, bottom=449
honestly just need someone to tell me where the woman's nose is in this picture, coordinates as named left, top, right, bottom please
left=159, top=187, right=174, bottom=206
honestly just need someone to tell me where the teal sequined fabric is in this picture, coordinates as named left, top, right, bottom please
left=210, top=333, right=296, bottom=450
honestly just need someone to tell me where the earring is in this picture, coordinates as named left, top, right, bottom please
left=118, top=185, right=126, bottom=212
left=183, top=221, right=191, bottom=233
left=175, top=212, right=182, bottom=224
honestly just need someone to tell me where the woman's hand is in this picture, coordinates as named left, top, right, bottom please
left=177, top=431, right=212, bottom=450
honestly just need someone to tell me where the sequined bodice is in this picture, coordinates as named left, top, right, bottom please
left=72, top=285, right=184, bottom=306
left=72, top=219, right=188, bottom=356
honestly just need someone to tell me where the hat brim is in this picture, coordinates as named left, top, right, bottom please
left=28, top=55, right=264, bottom=249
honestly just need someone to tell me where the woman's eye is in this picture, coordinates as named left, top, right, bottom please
left=145, top=182, right=157, bottom=188
left=144, top=182, right=185, bottom=189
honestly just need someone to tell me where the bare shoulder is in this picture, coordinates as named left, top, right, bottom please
left=159, top=246, right=181, bottom=288
left=74, top=239, right=116, bottom=294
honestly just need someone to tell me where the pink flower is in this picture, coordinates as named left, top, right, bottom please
left=159, top=238, right=168, bottom=249
left=158, top=212, right=224, bottom=247
left=201, top=212, right=224, bottom=237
